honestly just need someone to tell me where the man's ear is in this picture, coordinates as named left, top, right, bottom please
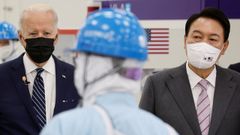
left=18, top=31, right=26, bottom=48
left=54, top=34, right=58, bottom=45
left=184, top=35, right=187, bottom=49
left=221, top=40, right=229, bottom=55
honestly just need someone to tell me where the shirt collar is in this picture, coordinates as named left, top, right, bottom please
left=186, top=62, right=216, bottom=89
left=23, top=53, right=55, bottom=75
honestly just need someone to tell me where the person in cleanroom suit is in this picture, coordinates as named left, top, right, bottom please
left=0, top=21, right=24, bottom=64
left=40, top=8, right=179, bottom=135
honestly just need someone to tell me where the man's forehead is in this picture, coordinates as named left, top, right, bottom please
left=189, top=18, right=224, bottom=36
left=22, top=19, right=56, bottom=30
left=191, top=30, right=220, bottom=37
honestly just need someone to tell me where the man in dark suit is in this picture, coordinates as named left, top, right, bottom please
left=229, top=63, right=240, bottom=73
left=0, top=4, right=80, bottom=135
left=140, top=8, right=240, bottom=135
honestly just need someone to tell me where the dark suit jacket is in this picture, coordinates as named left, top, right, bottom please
left=0, top=54, right=80, bottom=135
left=140, top=63, right=240, bottom=135
left=229, top=62, right=240, bottom=73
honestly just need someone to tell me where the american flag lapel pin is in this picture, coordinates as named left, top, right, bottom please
left=62, top=74, right=66, bottom=79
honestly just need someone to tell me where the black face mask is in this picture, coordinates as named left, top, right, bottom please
left=25, top=37, right=55, bottom=63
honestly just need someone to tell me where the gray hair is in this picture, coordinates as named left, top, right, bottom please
left=19, top=3, right=58, bottom=30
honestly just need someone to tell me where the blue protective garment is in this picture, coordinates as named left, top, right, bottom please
left=41, top=92, right=178, bottom=135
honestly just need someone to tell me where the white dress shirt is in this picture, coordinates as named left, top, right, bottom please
left=23, top=54, right=56, bottom=123
left=186, top=62, right=216, bottom=111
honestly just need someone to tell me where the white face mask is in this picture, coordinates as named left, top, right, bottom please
left=0, top=44, right=13, bottom=60
left=186, top=42, right=221, bottom=69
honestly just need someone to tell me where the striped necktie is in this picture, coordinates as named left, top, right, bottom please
left=197, top=79, right=211, bottom=135
left=32, top=68, right=46, bottom=129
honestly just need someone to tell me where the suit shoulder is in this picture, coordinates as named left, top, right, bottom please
left=0, top=59, right=16, bottom=71
left=149, top=65, right=182, bottom=81
left=229, top=62, right=240, bottom=68
left=0, top=60, right=19, bottom=81
left=218, top=66, right=240, bottom=80
left=227, top=68, right=240, bottom=79
left=228, top=62, right=240, bottom=72
left=60, top=61, right=74, bottom=70
left=54, top=58, right=74, bottom=70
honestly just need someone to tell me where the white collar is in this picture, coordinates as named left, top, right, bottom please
left=186, top=62, right=216, bottom=89
left=23, top=53, right=55, bottom=75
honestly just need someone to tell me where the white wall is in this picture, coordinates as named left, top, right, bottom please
left=0, top=0, right=21, bottom=27
left=221, top=20, right=240, bottom=67
left=0, top=0, right=90, bottom=29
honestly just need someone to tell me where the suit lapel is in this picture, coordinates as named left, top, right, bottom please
left=166, top=64, right=201, bottom=135
left=208, top=66, right=236, bottom=135
left=53, top=56, right=69, bottom=115
left=10, top=54, right=40, bottom=128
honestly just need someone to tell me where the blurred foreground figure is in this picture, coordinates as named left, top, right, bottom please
left=41, top=8, right=178, bottom=135
left=0, top=21, right=24, bottom=63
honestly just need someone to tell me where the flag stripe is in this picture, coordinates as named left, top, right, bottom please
left=150, top=32, right=169, bottom=34
left=145, top=28, right=170, bottom=55
left=151, top=36, right=169, bottom=38
left=149, top=28, right=169, bottom=30
left=149, top=40, right=169, bottom=42
left=148, top=48, right=169, bottom=50
left=148, top=44, right=169, bottom=46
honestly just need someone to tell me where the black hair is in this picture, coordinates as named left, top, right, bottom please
left=185, top=7, right=230, bottom=42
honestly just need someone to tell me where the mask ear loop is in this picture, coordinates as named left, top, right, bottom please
left=82, top=53, right=90, bottom=91
left=77, top=52, right=88, bottom=107
left=82, top=54, right=124, bottom=92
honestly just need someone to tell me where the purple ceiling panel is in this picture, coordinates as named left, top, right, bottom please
left=102, top=0, right=202, bottom=20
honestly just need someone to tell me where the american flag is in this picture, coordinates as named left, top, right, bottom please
left=145, top=28, right=169, bottom=54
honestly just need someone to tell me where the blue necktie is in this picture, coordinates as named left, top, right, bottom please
left=32, top=68, right=46, bottom=128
